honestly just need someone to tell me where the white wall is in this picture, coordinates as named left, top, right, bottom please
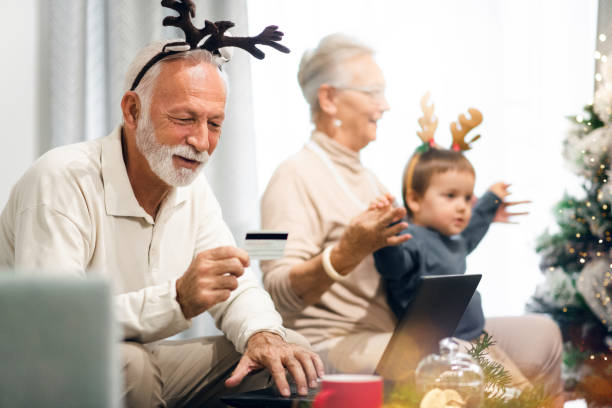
left=0, top=0, right=38, bottom=208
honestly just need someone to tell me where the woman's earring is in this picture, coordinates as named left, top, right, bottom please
left=333, top=118, right=342, bottom=127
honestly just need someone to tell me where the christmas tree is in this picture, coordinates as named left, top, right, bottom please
left=528, top=54, right=612, bottom=403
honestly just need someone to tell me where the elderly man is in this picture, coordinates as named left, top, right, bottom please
left=0, top=36, right=323, bottom=407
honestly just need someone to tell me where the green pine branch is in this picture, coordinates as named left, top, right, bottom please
left=467, top=333, right=512, bottom=399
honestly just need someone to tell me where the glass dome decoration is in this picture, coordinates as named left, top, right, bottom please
left=415, top=338, right=484, bottom=408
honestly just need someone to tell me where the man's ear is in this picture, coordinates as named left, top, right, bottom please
left=405, top=191, right=421, bottom=215
left=317, top=84, right=338, bottom=116
left=121, top=91, right=141, bottom=130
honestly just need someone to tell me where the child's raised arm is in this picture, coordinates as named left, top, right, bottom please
left=488, top=182, right=531, bottom=224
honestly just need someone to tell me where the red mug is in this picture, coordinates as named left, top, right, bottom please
left=313, top=374, right=383, bottom=408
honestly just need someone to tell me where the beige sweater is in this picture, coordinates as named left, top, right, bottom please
left=261, top=131, right=397, bottom=346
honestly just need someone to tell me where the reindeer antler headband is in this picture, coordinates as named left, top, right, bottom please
left=130, top=0, right=290, bottom=91
left=404, top=93, right=483, bottom=194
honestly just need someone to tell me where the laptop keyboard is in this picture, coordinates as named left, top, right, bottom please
left=285, top=382, right=320, bottom=399
left=219, top=381, right=321, bottom=407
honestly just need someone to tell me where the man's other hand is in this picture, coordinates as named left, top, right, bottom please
left=225, top=332, right=325, bottom=397
left=176, top=246, right=250, bottom=319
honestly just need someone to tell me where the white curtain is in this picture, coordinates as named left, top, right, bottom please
left=38, top=0, right=257, bottom=338
left=248, top=0, right=599, bottom=317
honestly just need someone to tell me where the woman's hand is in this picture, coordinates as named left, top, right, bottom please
left=333, top=195, right=411, bottom=275
left=368, top=192, right=395, bottom=210
left=287, top=195, right=411, bottom=306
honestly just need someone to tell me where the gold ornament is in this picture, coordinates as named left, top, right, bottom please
left=420, top=388, right=466, bottom=408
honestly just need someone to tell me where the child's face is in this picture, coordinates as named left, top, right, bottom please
left=408, top=170, right=475, bottom=236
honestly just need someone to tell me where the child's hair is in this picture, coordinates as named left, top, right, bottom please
left=402, top=148, right=475, bottom=215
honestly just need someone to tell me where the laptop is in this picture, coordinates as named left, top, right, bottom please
left=0, top=274, right=119, bottom=407
left=221, top=273, right=481, bottom=407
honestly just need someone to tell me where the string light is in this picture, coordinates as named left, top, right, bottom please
left=579, top=258, right=586, bottom=264
left=595, top=50, right=602, bottom=59
left=600, top=33, right=607, bottom=42
left=596, top=73, right=603, bottom=82
left=576, top=233, right=581, bottom=238
left=603, top=55, right=609, bottom=63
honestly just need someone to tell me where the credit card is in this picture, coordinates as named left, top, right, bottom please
left=243, top=231, right=288, bottom=260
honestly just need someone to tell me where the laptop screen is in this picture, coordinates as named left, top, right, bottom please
left=0, top=274, right=119, bottom=407
left=375, top=274, right=481, bottom=381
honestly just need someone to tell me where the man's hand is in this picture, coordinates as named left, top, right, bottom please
left=225, top=332, right=325, bottom=397
left=176, top=246, right=249, bottom=319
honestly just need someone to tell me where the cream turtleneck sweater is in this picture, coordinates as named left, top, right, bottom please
left=261, top=131, right=397, bottom=347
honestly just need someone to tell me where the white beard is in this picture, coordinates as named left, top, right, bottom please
left=135, top=114, right=209, bottom=187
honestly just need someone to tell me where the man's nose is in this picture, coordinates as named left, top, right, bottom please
left=186, top=122, right=209, bottom=153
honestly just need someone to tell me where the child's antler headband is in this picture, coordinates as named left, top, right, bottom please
left=450, top=108, right=482, bottom=151
left=415, top=92, right=482, bottom=152
left=404, top=93, right=483, bottom=195
left=416, top=92, right=438, bottom=151
left=130, top=0, right=290, bottom=91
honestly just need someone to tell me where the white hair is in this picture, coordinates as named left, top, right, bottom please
left=297, top=33, right=374, bottom=120
left=123, top=41, right=230, bottom=122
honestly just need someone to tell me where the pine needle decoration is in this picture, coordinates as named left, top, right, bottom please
left=467, top=332, right=512, bottom=400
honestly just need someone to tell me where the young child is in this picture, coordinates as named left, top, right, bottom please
left=373, top=103, right=525, bottom=341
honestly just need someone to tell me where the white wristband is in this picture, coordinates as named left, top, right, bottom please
left=322, top=244, right=347, bottom=282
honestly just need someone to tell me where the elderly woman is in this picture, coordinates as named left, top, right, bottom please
left=261, top=33, right=408, bottom=374
left=260, top=33, right=563, bottom=404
